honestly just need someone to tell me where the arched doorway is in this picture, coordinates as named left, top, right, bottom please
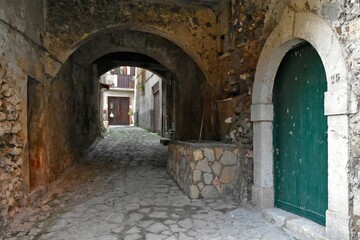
left=273, top=43, right=327, bottom=225
left=251, top=11, right=353, bottom=239
left=28, top=29, right=210, bottom=193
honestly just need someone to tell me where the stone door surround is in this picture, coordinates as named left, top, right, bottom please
left=251, top=9, right=356, bottom=240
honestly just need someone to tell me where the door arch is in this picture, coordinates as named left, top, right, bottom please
left=251, top=10, right=353, bottom=239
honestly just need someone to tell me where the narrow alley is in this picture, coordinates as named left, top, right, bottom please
left=6, top=127, right=295, bottom=240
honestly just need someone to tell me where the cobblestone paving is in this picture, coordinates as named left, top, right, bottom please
left=6, top=126, right=296, bottom=240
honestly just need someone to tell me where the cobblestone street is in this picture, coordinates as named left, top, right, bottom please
left=6, top=127, right=296, bottom=240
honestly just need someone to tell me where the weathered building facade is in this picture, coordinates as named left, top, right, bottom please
left=100, top=66, right=136, bottom=126
left=0, top=0, right=359, bottom=239
left=216, top=1, right=360, bottom=239
left=134, top=68, right=164, bottom=134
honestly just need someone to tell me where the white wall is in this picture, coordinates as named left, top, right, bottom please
left=101, top=72, right=118, bottom=87
left=135, top=69, right=162, bottom=132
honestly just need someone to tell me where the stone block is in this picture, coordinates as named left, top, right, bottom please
left=250, top=104, right=273, bottom=122
left=9, top=147, right=22, bottom=156
left=0, top=112, right=6, bottom=121
left=212, top=176, right=221, bottom=192
left=1, top=83, right=9, bottom=92
left=221, top=184, right=232, bottom=195
left=353, top=189, right=360, bottom=216
left=0, top=122, right=11, bottom=136
left=193, top=170, right=201, bottom=182
left=286, top=218, right=326, bottom=240
left=324, top=89, right=355, bottom=116
left=349, top=18, right=360, bottom=41
left=219, top=151, right=237, bottom=165
left=147, top=222, right=168, bottom=233
left=201, top=186, right=219, bottom=199
left=195, top=159, right=212, bottom=173
left=214, top=148, right=223, bottom=160
left=204, top=148, right=215, bottom=162
left=220, top=166, right=236, bottom=184
left=11, top=123, right=21, bottom=134
left=253, top=122, right=273, bottom=187
left=326, top=210, right=350, bottom=240
left=189, top=185, right=199, bottom=199
left=262, top=208, right=297, bottom=227
left=204, top=173, right=213, bottom=185
left=211, top=161, right=222, bottom=176
left=251, top=185, right=274, bottom=208
left=193, top=150, right=203, bottom=161
left=328, top=115, right=349, bottom=215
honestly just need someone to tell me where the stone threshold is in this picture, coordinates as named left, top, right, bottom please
left=262, top=208, right=327, bottom=240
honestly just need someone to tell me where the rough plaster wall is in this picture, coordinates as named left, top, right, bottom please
left=138, top=72, right=162, bottom=132
left=0, top=0, right=45, bottom=234
left=45, top=59, right=99, bottom=183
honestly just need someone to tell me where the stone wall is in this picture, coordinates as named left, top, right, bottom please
left=0, top=1, right=101, bottom=234
left=215, top=0, right=268, bottom=202
left=136, top=70, right=163, bottom=133
left=0, top=0, right=45, bottom=234
left=340, top=3, right=360, bottom=239
left=168, top=141, right=251, bottom=201
left=44, top=59, right=100, bottom=183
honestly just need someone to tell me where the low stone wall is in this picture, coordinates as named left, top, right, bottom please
left=168, top=141, right=240, bottom=199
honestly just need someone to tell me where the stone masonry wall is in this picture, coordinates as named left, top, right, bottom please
left=216, top=0, right=268, bottom=202
left=168, top=141, right=251, bottom=201
left=0, top=1, right=101, bottom=235
left=0, top=0, right=45, bottom=234
left=0, top=59, right=28, bottom=234
left=343, top=2, right=360, bottom=238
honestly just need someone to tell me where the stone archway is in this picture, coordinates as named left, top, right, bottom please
left=70, top=30, right=211, bottom=141
left=29, top=29, right=213, bottom=192
left=251, top=10, right=355, bottom=239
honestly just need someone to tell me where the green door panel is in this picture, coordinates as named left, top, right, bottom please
left=273, top=43, right=328, bottom=225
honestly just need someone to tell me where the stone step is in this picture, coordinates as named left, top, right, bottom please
left=262, top=208, right=327, bottom=240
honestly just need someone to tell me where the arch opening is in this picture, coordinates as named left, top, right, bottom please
left=251, top=11, right=352, bottom=238
left=29, top=30, right=213, bottom=191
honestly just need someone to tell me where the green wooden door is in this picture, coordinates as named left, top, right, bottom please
left=273, top=43, right=328, bottom=225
